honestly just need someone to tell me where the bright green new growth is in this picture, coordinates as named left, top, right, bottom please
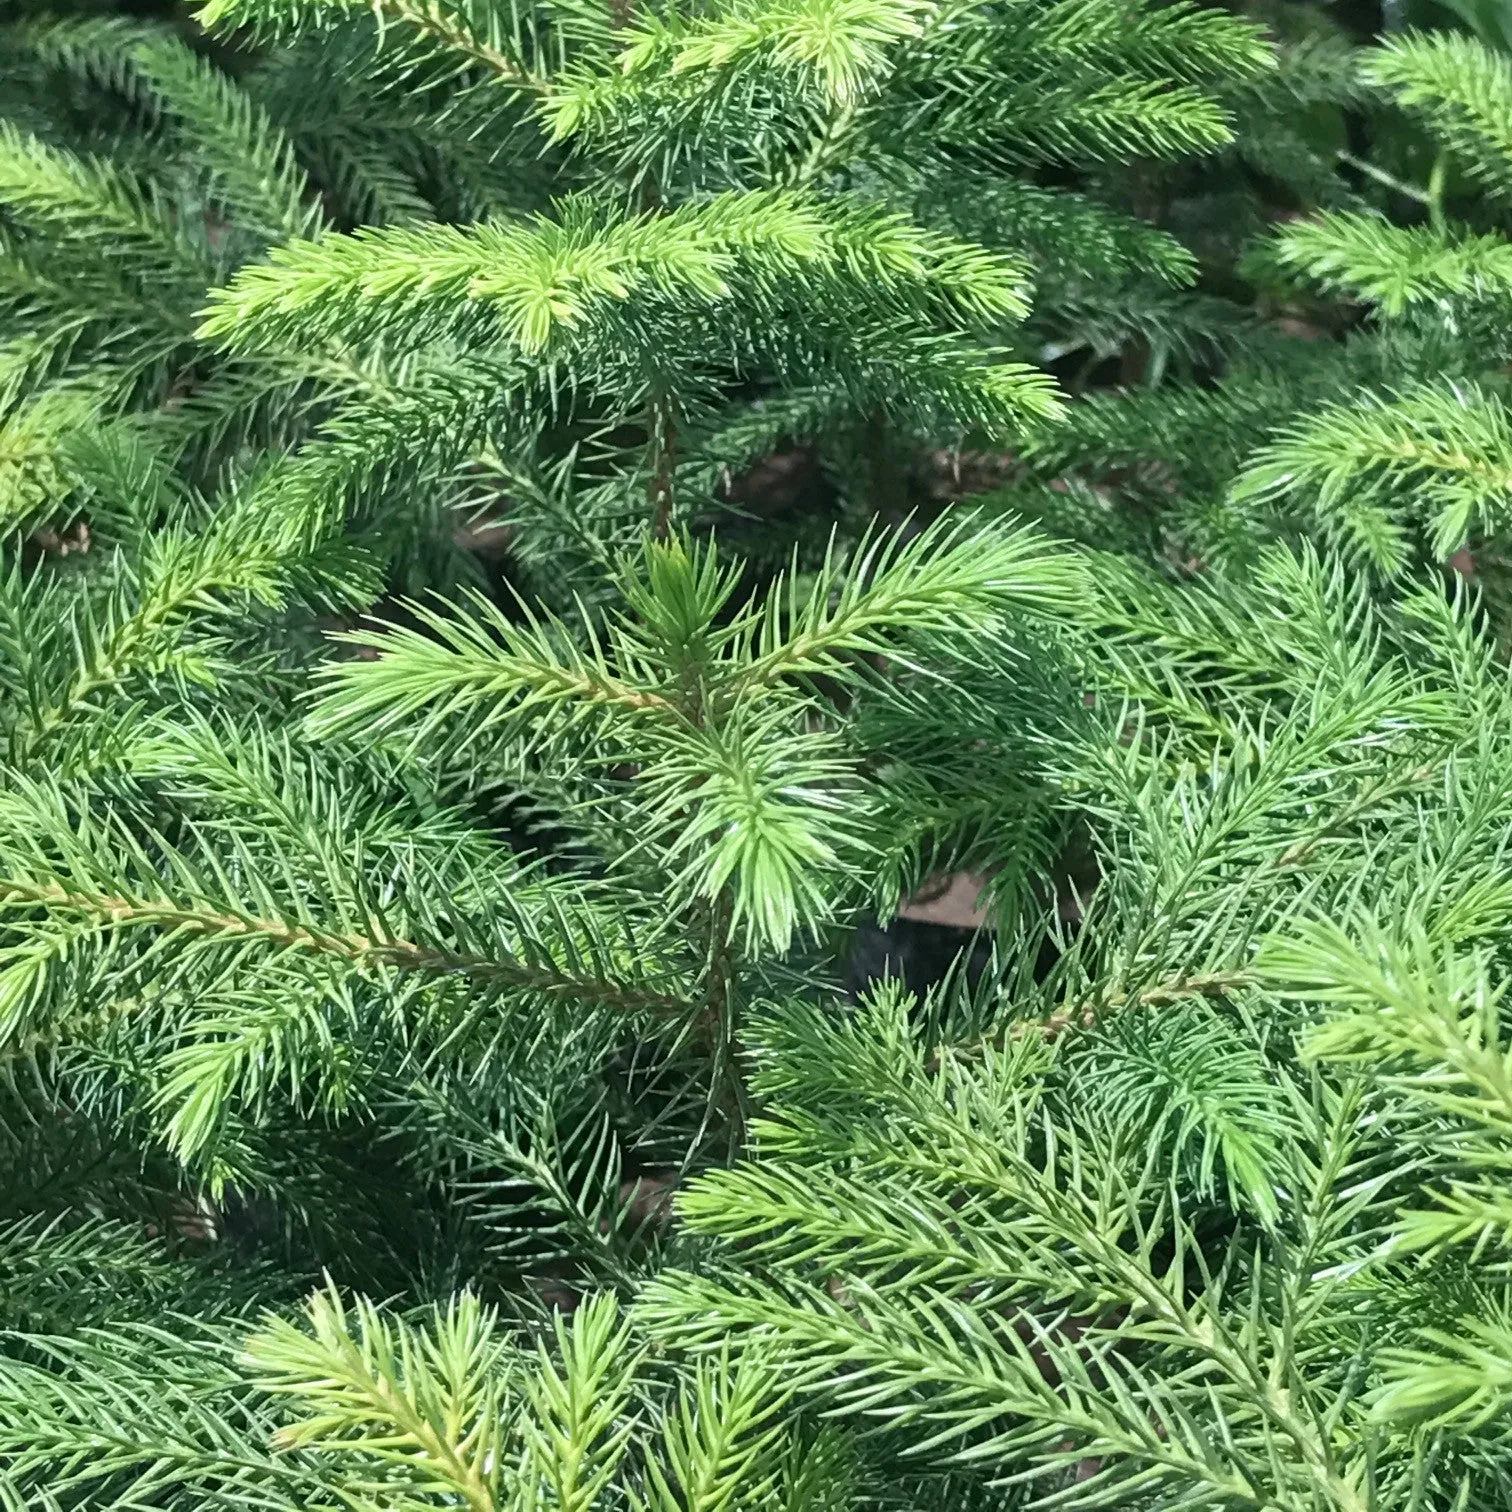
left=6, top=1, right=1512, bottom=1511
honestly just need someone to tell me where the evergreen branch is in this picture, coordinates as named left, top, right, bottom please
left=309, top=588, right=678, bottom=749
left=1071, top=1000, right=1293, bottom=1223
left=4, top=16, right=168, bottom=108
left=15, top=473, right=365, bottom=761
left=0, top=1214, right=186, bottom=1333
left=0, top=121, right=208, bottom=278
left=1277, top=919, right=1512, bottom=1140
left=1364, top=32, right=1512, bottom=203
left=897, top=170, right=1197, bottom=294
left=738, top=513, right=1082, bottom=688
left=935, top=969, right=1254, bottom=1077
left=1007, top=0, right=1275, bottom=88
left=365, top=0, right=547, bottom=88
left=129, top=36, right=328, bottom=246
left=197, top=195, right=814, bottom=355
left=612, top=0, right=929, bottom=106
left=195, top=0, right=548, bottom=91
left=3, top=1, right=1505, bottom=1504
left=196, top=192, right=1032, bottom=358
left=0, top=876, right=690, bottom=1016
left=1258, top=212, right=1512, bottom=316
left=632, top=707, right=873, bottom=953
left=0, top=389, right=96, bottom=538
left=0, top=1324, right=333, bottom=1504
left=1373, top=1311, right=1512, bottom=1432
left=906, top=75, right=1242, bottom=166
left=644, top=1348, right=795, bottom=1512
left=515, top=1295, right=643, bottom=1512
left=662, top=1000, right=1382, bottom=1508
left=247, top=1285, right=515, bottom=1511
left=1230, top=381, right=1512, bottom=572
left=639, top=1257, right=1361, bottom=1507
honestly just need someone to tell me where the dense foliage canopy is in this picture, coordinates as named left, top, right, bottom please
left=4, top=0, right=1512, bottom=1507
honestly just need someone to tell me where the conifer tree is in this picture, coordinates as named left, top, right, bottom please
left=0, top=0, right=1276, bottom=582
left=1017, top=22, right=1512, bottom=608
left=0, top=0, right=1268, bottom=1258
left=7, top=2, right=1512, bottom=1511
